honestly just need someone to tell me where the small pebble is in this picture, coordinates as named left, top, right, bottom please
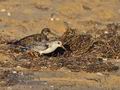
left=50, top=18, right=54, bottom=21
left=96, top=72, right=103, bottom=76
left=41, top=66, right=47, bottom=69
left=50, top=85, right=54, bottom=88
left=103, top=58, right=108, bottom=61
left=0, top=9, right=6, bottom=12
left=12, top=71, right=17, bottom=74
left=16, top=66, right=22, bottom=69
left=7, top=12, right=11, bottom=16
left=104, top=31, right=109, bottom=34
left=116, top=60, right=120, bottom=62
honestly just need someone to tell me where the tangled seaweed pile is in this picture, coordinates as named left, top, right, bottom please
left=0, top=22, right=119, bottom=73
left=60, top=23, right=120, bottom=72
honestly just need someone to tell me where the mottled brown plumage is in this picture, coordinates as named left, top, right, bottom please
left=13, top=28, right=56, bottom=47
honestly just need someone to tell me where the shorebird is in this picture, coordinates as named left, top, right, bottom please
left=13, top=28, right=58, bottom=47
left=30, top=40, right=65, bottom=55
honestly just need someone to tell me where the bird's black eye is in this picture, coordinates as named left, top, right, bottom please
left=42, top=28, right=50, bottom=33
left=57, top=42, right=61, bottom=44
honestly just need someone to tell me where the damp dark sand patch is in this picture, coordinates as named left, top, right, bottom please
left=0, top=22, right=120, bottom=74
left=0, top=68, right=35, bottom=86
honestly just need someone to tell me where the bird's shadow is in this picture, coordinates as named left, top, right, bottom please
left=43, top=44, right=71, bottom=57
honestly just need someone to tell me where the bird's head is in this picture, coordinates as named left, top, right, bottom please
left=39, top=41, right=66, bottom=55
left=41, top=28, right=58, bottom=37
left=41, top=28, right=51, bottom=35
left=51, top=41, right=66, bottom=50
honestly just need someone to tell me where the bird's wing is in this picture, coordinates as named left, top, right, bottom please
left=13, top=34, right=41, bottom=45
left=32, top=42, right=49, bottom=52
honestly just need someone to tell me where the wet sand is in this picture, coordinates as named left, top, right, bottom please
left=0, top=0, right=120, bottom=90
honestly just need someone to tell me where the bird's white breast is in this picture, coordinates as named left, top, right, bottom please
left=40, top=45, right=58, bottom=54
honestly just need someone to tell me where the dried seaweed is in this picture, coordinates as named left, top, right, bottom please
left=0, top=22, right=120, bottom=73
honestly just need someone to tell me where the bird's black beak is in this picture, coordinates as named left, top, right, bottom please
left=61, top=45, right=66, bottom=50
